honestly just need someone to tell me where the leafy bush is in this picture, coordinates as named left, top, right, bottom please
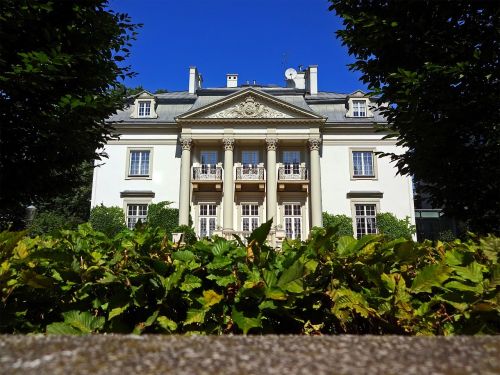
left=322, top=213, right=354, bottom=236
left=173, top=225, right=197, bottom=245
left=29, top=211, right=77, bottom=236
left=146, top=201, right=179, bottom=237
left=89, top=205, right=125, bottom=236
left=376, top=212, right=415, bottom=240
left=0, top=223, right=498, bottom=335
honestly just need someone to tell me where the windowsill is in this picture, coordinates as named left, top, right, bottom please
left=351, top=175, right=377, bottom=181
left=126, top=175, right=152, bottom=180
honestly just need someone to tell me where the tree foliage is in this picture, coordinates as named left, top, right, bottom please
left=376, top=212, right=415, bottom=240
left=1, top=222, right=498, bottom=335
left=0, top=1, right=140, bottom=227
left=89, top=205, right=125, bottom=237
left=322, top=213, right=354, bottom=236
left=329, top=1, right=500, bottom=234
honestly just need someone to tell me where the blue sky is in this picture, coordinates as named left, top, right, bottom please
left=108, top=0, right=365, bottom=94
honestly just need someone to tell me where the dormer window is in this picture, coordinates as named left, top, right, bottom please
left=138, top=101, right=151, bottom=117
left=130, top=91, right=158, bottom=119
left=352, top=100, right=366, bottom=117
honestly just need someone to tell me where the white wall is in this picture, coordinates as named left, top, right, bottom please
left=320, top=140, right=415, bottom=222
left=91, top=143, right=181, bottom=209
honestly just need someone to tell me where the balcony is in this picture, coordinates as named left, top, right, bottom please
left=278, top=166, right=308, bottom=192
left=192, top=166, right=222, bottom=191
left=235, top=166, right=265, bottom=192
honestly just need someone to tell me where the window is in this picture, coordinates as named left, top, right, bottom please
left=352, top=151, right=374, bottom=177
left=200, top=150, right=218, bottom=176
left=355, top=204, right=377, bottom=238
left=138, top=101, right=151, bottom=117
left=284, top=203, right=302, bottom=239
left=242, top=151, right=259, bottom=167
left=127, top=204, right=148, bottom=229
left=283, top=151, right=300, bottom=175
left=352, top=100, right=367, bottom=117
left=241, top=204, right=259, bottom=232
left=199, top=203, right=217, bottom=238
left=129, top=150, right=151, bottom=176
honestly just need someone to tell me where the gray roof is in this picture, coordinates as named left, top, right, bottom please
left=107, top=87, right=386, bottom=124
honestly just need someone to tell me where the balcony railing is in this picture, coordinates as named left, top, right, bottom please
left=236, top=166, right=265, bottom=181
left=278, top=166, right=308, bottom=180
left=192, top=166, right=222, bottom=181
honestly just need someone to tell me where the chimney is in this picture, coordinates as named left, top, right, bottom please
left=189, top=66, right=202, bottom=94
left=306, top=65, right=318, bottom=95
left=226, top=74, right=238, bottom=88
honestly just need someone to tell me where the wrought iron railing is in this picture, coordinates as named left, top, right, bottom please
left=278, top=166, right=308, bottom=180
left=192, top=166, right=222, bottom=180
left=235, top=166, right=265, bottom=180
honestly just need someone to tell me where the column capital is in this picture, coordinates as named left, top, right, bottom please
left=308, top=138, right=322, bottom=151
left=180, top=137, right=192, bottom=151
left=265, top=138, right=278, bottom=151
left=222, top=138, right=235, bottom=151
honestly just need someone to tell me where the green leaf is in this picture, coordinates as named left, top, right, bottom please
left=231, top=307, right=261, bottom=334
left=157, top=316, right=178, bottom=332
left=262, top=269, right=277, bottom=287
left=451, top=262, right=484, bottom=283
left=172, top=250, right=196, bottom=262
left=207, top=273, right=236, bottom=287
left=202, top=289, right=223, bottom=308
left=277, top=259, right=305, bottom=293
left=180, top=275, right=202, bottom=292
left=108, top=304, right=129, bottom=320
left=258, top=300, right=277, bottom=310
left=265, top=287, right=287, bottom=300
left=46, top=322, right=82, bottom=335
left=247, top=219, right=273, bottom=245
left=336, top=236, right=357, bottom=256
left=62, top=310, right=105, bottom=333
left=411, top=264, right=451, bottom=293
left=444, top=281, right=483, bottom=294
left=184, top=308, right=206, bottom=325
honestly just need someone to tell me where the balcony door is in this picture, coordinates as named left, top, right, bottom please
left=283, top=151, right=300, bottom=176
left=241, top=150, right=260, bottom=179
left=200, top=150, right=218, bottom=178
left=284, top=203, right=302, bottom=239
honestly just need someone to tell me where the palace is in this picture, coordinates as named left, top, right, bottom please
left=91, top=66, right=415, bottom=243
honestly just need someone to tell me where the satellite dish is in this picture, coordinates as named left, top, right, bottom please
left=285, top=67, right=297, bottom=80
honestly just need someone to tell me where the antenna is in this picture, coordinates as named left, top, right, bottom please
left=285, top=68, right=297, bottom=80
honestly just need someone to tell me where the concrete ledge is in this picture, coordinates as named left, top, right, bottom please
left=0, top=335, right=498, bottom=375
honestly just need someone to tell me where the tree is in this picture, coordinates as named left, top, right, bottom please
left=329, top=1, right=500, bottom=234
left=0, top=1, right=140, bottom=228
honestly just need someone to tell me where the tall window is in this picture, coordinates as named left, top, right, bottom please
left=242, top=151, right=259, bottom=167
left=355, top=204, right=377, bottom=238
left=241, top=204, right=259, bottom=232
left=127, top=204, right=148, bottom=229
left=129, top=150, right=150, bottom=176
left=352, top=100, right=366, bottom=117
left=283, top=151, right=300, bottom=175
left=199, top=204, right=217, bottom=238
left=352, top=151, right=374, bottom=177
left=284, top=203, right=302, bottom=239
left=200, top=151, right=218, bottom=174
left=138, top=101, right=151, bottom=117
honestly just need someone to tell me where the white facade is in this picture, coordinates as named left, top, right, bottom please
left=91, top=66, right=415, bottom=241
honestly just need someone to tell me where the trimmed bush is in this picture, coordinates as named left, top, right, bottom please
left=173, top=224, right=197, bottom=244
left=1, top=222, right=497, bottom=335
left=89, top=205, right=125, bottom=236
left=322, top=212, right=354, bottom=236
left=29, top=211, right=77, bottom=236
left=376, top=212, right=415, bottom=240
left=147, top=201, right=179, bottom=236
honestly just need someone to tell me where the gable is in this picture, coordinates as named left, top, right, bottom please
left=177, top=88, right=323, bottom=120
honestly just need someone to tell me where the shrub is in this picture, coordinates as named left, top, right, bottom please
left=28, top=211, right=77, bottom=236
left=0, top=222, right=498, bottom=335
left=173, top=225, right=197, bottom=244
left=89, top=205, right=125, bottom=236
left=376, top=212, right=415, bottom=240
left=322, top=212, right=354, bottom=236
left=147, top=201, right=179, bottom=236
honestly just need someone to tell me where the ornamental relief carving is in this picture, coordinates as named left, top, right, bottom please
left=207, top=96, right=292, bottom=119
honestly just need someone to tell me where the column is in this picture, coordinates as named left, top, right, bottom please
left=266, top=138, right=278, bottom=223
left=178, top=137, right=192, bottom=226
left=309, top=138, right=323, bottom=227
left=222, top=138, right=235, bottom=231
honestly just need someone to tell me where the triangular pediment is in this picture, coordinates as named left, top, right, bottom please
left=177, top=88, right=323, bottom=120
